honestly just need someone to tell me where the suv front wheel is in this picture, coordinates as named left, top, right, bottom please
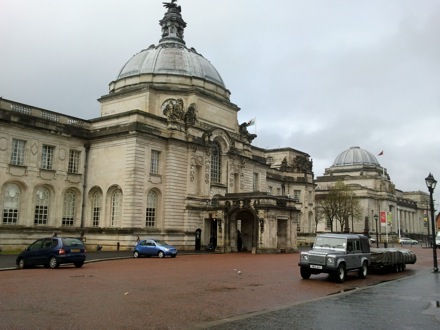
left=335, top=263, right=346, bottom=283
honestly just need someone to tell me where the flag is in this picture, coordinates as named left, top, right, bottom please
left=378, top=151, right=384, bottom=156
left=247, top=118, right=256, bottom=126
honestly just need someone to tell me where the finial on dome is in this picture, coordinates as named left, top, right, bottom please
left=160, top=0, right=186, bottom=44
left=163, top=0, right=180, bottom=12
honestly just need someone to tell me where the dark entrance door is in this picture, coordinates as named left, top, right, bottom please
left=195, top=228, right=201, bottom=251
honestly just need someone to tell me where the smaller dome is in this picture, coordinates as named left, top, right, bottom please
left=332, top=146, right=380, bottom=167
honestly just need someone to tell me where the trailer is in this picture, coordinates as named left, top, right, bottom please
left=369, top=248, right=417, bottom=273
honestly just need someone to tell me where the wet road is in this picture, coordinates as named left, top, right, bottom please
left=0, top=245, right=439, bottom=329
left=199, top=272, right=440, bottom=329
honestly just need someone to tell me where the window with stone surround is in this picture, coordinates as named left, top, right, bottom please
left=34, top=188, right=49, bottom=225
left=211, top=142, right=221, bottom=183
left=3, top=184, right=20, bottom=224
left=68, top=150, right=81, bottom=174
left=41, top=145, right=55, bottom=170
left=150, top=150, right=160, bottom=174
left=111, top=190, right=122, bottom=227
left=253, top=172, right=259, bottom=191
left=11, top=139, right=26, bottom=166
left=92, top=191, right=102, bottom=227
left=62, top=190, right=76, bottom=226
left=146, top=191, right=157, bottom=227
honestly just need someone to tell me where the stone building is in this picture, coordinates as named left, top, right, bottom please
left=315, top=146, right=429, bottom=241
left=0, top=2, right=314, bottom=252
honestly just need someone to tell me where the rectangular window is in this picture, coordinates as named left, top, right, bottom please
left=294, top=190, right=301, bottom=201
left=11, top=139, right=26, bottom=166
left=34, top=206, right=48, bottom=225
left=253, top=173, right=259, bottom=191
left=146, top=207, right=156, bottom=227
left=68, top=150, right=81, bottom=174
left=93, top=207, right=100, bottom=227
left=150, top=150, right=160, bottom=174
left=41, top=145, right=55, bottom=170
left=3, top=209, right=18, bottom=224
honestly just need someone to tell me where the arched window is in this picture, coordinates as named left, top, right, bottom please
left=146, top=191, right=157, bottom=227
left=62, top=190, right=76, bottom=226
left=3, top=184, right=20, bottom=224
left=111, top=190, right=122, bottom=227
left=34, top=188, right=49, bottom=225
left=211, top=142, right=221, bottom=183
left=92, top=191, right=102, bottom=227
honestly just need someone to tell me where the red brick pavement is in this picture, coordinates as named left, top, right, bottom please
left=0, top=245, right=435, bottom=329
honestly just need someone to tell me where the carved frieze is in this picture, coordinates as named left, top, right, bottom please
left=162, top=98, right=197, bottom=131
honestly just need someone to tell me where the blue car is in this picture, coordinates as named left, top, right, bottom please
left=133, top=239, right=177, bottom=258
left=16, top=237, right=86, bottom=269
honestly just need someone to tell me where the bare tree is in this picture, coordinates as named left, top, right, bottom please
left=316, top=181, right=363, bottom=232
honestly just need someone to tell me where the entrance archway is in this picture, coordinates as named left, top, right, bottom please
left=230, top=209, right=258, bottom=252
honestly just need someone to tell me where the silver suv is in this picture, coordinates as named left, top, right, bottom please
left=299, top=233, right=371, bottom=283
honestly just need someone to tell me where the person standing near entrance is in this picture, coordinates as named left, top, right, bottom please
left=237, top=230, right=243, bottom=252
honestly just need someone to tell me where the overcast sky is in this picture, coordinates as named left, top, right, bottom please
left=1, top=0, right=440, bottom=206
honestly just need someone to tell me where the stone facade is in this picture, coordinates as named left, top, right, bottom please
left=0, top=2, right=314, bottom=252
left=315, top=147, right=429, bottom=242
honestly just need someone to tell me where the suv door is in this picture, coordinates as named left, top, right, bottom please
left=345, top=239, right=360, bottom=270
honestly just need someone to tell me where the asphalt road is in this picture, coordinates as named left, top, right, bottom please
left=0, top=246, right=439, bottom=329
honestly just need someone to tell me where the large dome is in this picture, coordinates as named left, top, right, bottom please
left=112, top=2, right=225, bottom=91
left=117, top=44, right=225, bottom=88
left=332, top=146, right=380, bottom=167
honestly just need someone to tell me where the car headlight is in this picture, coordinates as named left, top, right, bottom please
left=301, top=254, right=309, bottom=261
left=327, top=256, right=335, bottom=265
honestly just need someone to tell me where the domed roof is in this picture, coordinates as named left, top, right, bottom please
left=332, top=146, right=380, bottom=167
left=114, top=1, right=225, bottom=89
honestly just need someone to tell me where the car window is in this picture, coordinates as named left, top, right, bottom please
left=146, top=241, right=155, bottom=246
left=61, top=238, right=84, bottom=247
left=28, top=239, right=44, bottom=251
left=43, top=238, right=52, bottom=248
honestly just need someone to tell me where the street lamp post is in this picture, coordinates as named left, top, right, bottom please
left=374, top=214, right=379, bottom=248
left=425, top=173, right=438, bottom=273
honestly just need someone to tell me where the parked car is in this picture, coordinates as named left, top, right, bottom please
left=399, top=237, right=418, bottom=245
left=133, top=239, right=177, bottom=258
left=369, top=236, right=376, bottom=244
left=16, top=237, right=86, bottom=269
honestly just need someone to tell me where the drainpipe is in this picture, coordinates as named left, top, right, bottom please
left=80, top=143, right=90, bottom=237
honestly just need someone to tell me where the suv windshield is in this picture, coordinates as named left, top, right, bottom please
left=314, top=237, right=346, bottom=250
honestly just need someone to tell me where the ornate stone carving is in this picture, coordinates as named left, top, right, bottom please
left=239, top=121, right=257, bottom=143
left=162, top=98, right=197, bottom=131
left=205, top=148, right=211, bottom=184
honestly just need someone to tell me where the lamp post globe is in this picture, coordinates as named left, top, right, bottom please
left=425, top=173, right=438, bottom=273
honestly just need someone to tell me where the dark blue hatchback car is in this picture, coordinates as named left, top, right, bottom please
left=16, top=237, right=86, bottom=269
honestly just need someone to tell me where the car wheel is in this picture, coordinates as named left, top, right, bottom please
left=49, top=257, right=59, bottom=269
left=17, top=258, right=26, bottom=270
left=336, top=264, right=346, bottom=283
left=74, top=261, right=84, bottom=268
left=133, top=251, right=140, bottom=258
left=158, top=251, right=165, bottom=258
left=358, top=262, right=368, bottom=279
left=300, top=266, right=311, bottom=279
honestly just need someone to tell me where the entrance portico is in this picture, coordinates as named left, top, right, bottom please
left=206, top=193, right=300, bottom=254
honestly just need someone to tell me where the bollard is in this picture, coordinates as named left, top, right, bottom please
left=117, top=242, right=120, bottom=251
